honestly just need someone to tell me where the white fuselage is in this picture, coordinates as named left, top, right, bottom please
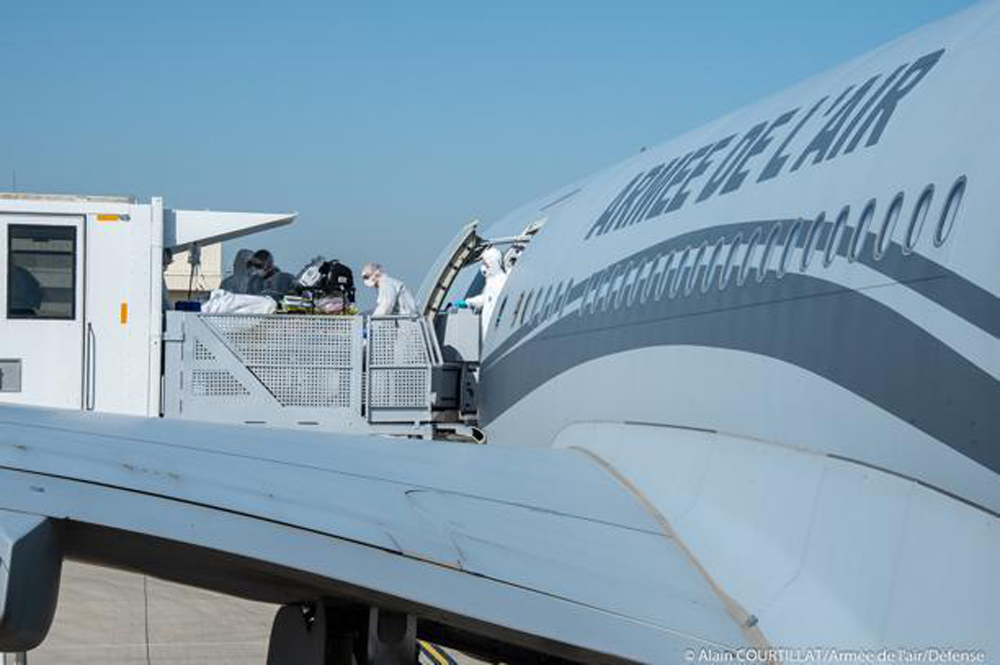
left=472, top=2, right=1000, bottom=652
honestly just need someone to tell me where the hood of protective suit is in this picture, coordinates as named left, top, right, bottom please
left=228, top=249, right=255, bottom=292
left=480, top=247, right=503, bottom=278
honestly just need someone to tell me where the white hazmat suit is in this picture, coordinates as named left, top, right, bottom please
left=372, top=273, right=418, bottom=317
left=464, top=247, right=508, bottom=337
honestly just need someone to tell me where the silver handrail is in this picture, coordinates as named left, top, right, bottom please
left=83, top=322, right=96, bottom=410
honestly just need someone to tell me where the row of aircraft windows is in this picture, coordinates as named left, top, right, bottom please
left=495, top=176, right=966, bottom=332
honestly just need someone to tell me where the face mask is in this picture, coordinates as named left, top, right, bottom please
left=363, top=276, right=376, bottom=287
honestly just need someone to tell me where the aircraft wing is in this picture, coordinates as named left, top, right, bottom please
left=0, top=405, right=752, bottom=662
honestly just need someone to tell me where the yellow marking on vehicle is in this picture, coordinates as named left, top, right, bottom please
left=120, top=302, right=128, bottom=325
left=96, top=214, right=121, bottom=222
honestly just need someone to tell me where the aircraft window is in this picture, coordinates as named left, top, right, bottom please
left=542, top=282, right=559, bottom=320
left=824, top=206, right=850, bottom=267
left=585, top=270, right=603, bottom=316
left=618, top=261, right=638, bottom=309
left=593, top=268, right=613, bottom=314
left=604, top=263, right=625, bottom=312
left=686, top=242, right=709, bottom=296
left=778, top=219, right=803, bottom=278
left=934, top=176, right=966, bottom=247
left=638, top=253, right=660, bottom=304
left=849, top=199, right=876, bottom=262
left=520, top=290, right=535, bottom=327
left=537, top=284, right=554, bottom=322
left=531, top=285, right=543, bottom=323
left=530, top=286, right=544, bottom=324
left=904, top=185, right=934, bottom=254
left=521, top=289, right=542, bottom=326
left=653, top=251, right=675, bottom=301
left=578, top=277, right=593, bottom=317
left=557, top=278, right=573, bottom=316
left=757, top=223, right=783, bottom=283
left=512, top=292, right=525, bottom=327
left=583, top=273, right=598, bottom=316
left=591, top=270, right=610, bottom=316
left=611, top=263, right=626, bottom=310
left=545, top=282, right=566, bottom=318
left=669, top=246, right=692, bottom=298
left=630, top=258, right=648, bottom=306
left=875, top=193, right=904, bottom=260
left=800, top=213, right=824, bottom=272
left=616, top=262, right=634, bottom=309
left=625, top=260, right=645, bottom=307
left=703, top=236, right=726, bottom=293
left=719, top=233, right=743, bottom=290
left=494, top=294, right=509, bottom=329
left=738, top=227, right=763, bottom=286
left=7, top=224, right=77, bottom=320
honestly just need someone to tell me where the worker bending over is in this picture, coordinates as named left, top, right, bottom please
left=247, top=250, right=295, bottom=299
left=455, top=246, right=507, bottom=336
left=362, top=263, right=418, bottom=316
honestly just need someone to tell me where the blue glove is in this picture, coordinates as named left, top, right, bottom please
left=452, top=300, right=469, bottom=309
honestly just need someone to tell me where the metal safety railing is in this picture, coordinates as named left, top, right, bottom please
left=163, top=312, right=455, bottom=436
left=366, top=316, right=440, bottom=424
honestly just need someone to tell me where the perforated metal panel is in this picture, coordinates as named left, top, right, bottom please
left=193, top=340, right=216, bottom=362
left=366, top=318, right=433, bottom=420
left=252, top=367, right=353, bottom=408
left=369, top=319, right=429, bottom=367
left=206, top=315, right=358, bottom=366
left=200, top=315, right=362, bottom=410
left=191, top=369, right=250, bottom=396
left=368, top=369, right=428, bottom=408
left=162, top=312, right=440, bottom=433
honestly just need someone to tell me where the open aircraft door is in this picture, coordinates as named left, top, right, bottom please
left=0, top=214, right=85, bottom=409
left=416, top=217, right=544, bottom=317
left=416, top=220, right=483, bottom=317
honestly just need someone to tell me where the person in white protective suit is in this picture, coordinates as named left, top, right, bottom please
left=361, top=262, right=418, bottom=316
left=220, top=248, right=258, bottom=294
left=454, top=247, right=507, bottom=338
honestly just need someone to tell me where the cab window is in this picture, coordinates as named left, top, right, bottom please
left=7, top=224, right=77, bottom=319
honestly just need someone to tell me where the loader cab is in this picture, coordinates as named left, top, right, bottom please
left=1, top=216, right=85, bottom=409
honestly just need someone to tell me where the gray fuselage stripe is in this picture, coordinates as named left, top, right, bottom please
left=484, top=217, right=998, bottom=365
left=480, top=269, right=1000, bottom=476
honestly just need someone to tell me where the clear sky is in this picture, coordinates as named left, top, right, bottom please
left=1, top=0, right=976, bottom=307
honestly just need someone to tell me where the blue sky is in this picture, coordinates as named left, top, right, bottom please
left=1, top=0, right=976, bottom=304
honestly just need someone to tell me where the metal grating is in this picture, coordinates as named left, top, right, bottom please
left=171, top=313, right=439, bottom=427
left=369, top=319, right=428, bottom=366
left=368, top=369, right=428, bottom=408
left=191, top=369, right=250, bottom=397
left=204, top=315, right=357, bottom=367
left=193, top=340, right=216, bottom=362
left=252, top=367, right=353, bottom=408
left=196, top=315, right=361, bottom=411
left=367, top=318, right=432, bottom=414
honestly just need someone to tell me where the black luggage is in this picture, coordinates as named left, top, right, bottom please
left=319, top=260, right=355, bottom=303
left=296, top=258, right=356, bottom=304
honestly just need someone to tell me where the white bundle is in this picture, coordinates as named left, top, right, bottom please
left=202, top=290, right=277, bottom=315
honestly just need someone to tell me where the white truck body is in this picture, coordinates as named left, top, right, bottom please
left=0, top=193, right=294, bottom=417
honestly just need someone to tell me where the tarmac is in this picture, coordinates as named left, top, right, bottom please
left=22, top=561, right=476, bottom=664
left=28, top=561, right=273, bottom=664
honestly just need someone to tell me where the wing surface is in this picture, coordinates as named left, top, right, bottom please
left=0, top=405, right=749, bottom=662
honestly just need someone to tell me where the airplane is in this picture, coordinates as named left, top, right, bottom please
left=1, top=1, right=998, bottom=663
